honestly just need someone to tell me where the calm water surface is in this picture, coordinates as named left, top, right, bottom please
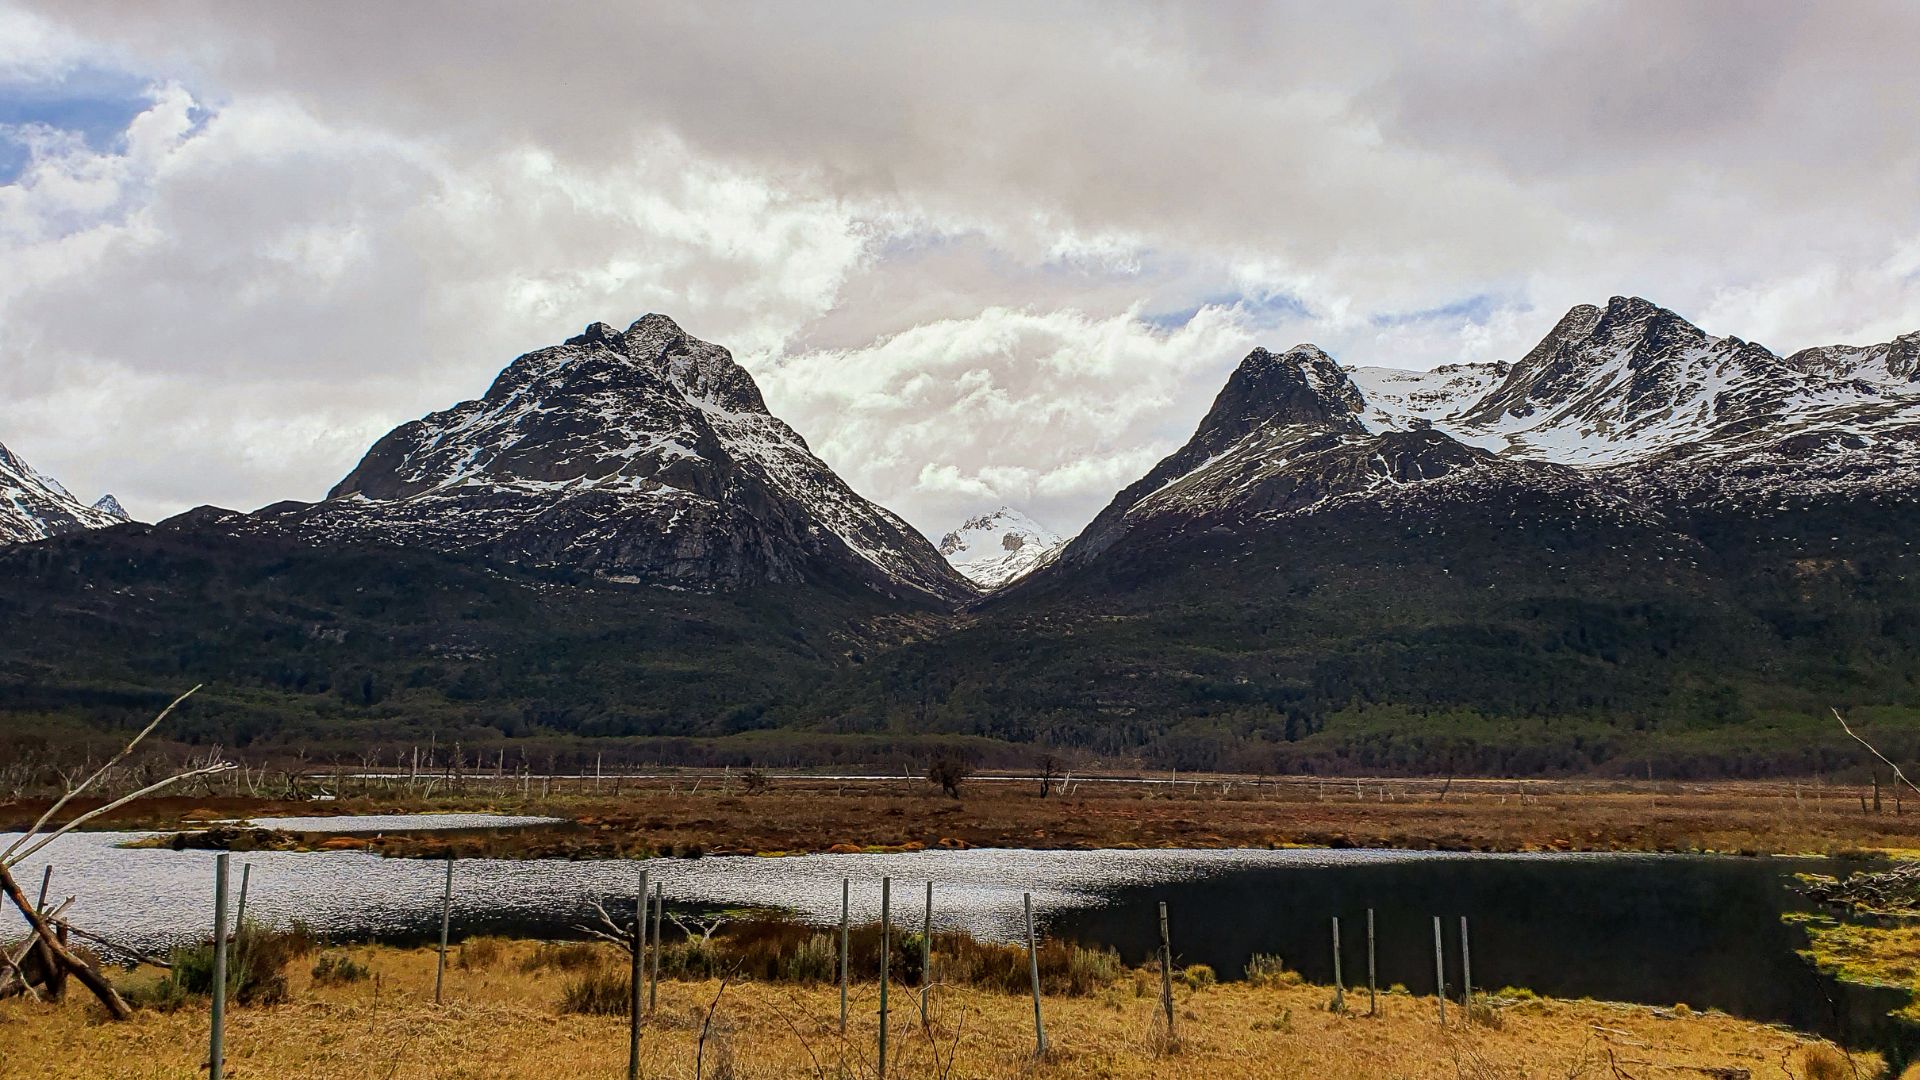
left=5, top=826, right=1911, bottom=1059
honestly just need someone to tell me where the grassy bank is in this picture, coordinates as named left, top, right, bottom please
left=0, top=937, right=1893, bottom=1079
left=14, top=773, right=1920, bottom=861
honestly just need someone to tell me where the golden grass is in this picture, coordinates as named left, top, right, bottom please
left=1797, top=919, right=1920, bottom=1022
left=0, top=940, right=1882, bottom=1079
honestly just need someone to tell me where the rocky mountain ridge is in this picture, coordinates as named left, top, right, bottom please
left=937, top=506, right=1064, bottom=588
left=241, top=314, right=975, bottom=604
left=0, top=441, right=129, bottom=545
left=1051, top=296, right=1920, bottom=570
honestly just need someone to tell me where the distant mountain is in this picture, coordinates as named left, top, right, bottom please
left=937, top=507, right=1063, bottom=588
left=1052, top=296, right=1920, bottom=567
left=6, top=298, right=1919, bottom=777
left=0, top=441, right=128, bottom=545
left=243, top=315, right=975, bottom=605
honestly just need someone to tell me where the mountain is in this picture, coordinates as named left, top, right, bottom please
left=937, top=507, right=1064, bottom=588
left=1053, top=296, right=1920, bottom=567
left=4, top=298, right=1918, bottom=776
left=803, top=298, right=1920, bottom=773
left=0, top=441, right=129, bottom=545
left=245, top=315, right=974, bottom=605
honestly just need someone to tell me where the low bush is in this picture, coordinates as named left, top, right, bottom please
left=145, top=921, right=318, bottom=1008
left=458, top=936, right=505, bottom=970
left=558, top=967, right=632, bottom=1016
left=311, top=951, right=370, bottom=985
left=1177, top=964, right=1217, bottom=991
left=1243, top=953, right=1301, bottom=988
left=520, top=941, right=603, bottom=973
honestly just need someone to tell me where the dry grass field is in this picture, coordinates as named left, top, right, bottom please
left=9, top=773, right=1920, bottom=861
left=0, top=940, right=1888, bottom=1079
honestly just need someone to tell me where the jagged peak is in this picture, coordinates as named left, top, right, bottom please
left=91, top=494, right=130, bottom=521
left=1205, top=343, right=1365, bottom=435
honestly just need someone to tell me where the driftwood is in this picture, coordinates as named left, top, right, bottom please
left=0, top=685, right=231, bottom=1021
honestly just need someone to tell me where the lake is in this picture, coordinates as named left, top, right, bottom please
left=5, top=826, right=1911, bottom=1059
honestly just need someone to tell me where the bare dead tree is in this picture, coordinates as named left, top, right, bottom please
left=1833, top=707, right=1920, bottom=799
left=0, top=685, right=232, bottom=1019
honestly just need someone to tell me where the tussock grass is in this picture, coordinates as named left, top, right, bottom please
left=0, top=937, right=1885, bottom=1080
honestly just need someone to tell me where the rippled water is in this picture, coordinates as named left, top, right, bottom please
left=4, top=828, right=1912, bottom=1059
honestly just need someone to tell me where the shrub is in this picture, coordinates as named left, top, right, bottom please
left=1243, top=953, right=1301, bottom=988
left=927, top=755, right=974, bottom=799
left=559, top=967, right=633, bottom=1016
left=521, top=941, right=603, bottom=973
left=1798, top=1045, right=1853, bottom=1080
left=458, top=936, right=505, bottom=970
left=311, top=952, right=369, bottom=986
left=151, top=921, right=316, bottom=1007
left=1177, top=964, right=1217, bottom=991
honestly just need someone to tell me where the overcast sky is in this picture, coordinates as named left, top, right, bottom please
left=2, top=2, right=1917, bottom=537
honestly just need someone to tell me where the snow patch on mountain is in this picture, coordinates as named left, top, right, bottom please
left=0, top=442, right=129, bottom=545
left=937, top=507, right=1064, bottom=588
left=251, top=315, right=975, bottom=603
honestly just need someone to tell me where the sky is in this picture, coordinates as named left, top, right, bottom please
left=2, top=2, right=1917, bottom=538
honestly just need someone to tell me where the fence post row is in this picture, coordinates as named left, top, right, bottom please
left=1025, top=892, right=1046, bottom=1059
left=209, top=853, right=230, bottom=1080
left=628, top=867, right=648, bottom=1080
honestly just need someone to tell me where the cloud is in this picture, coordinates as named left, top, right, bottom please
left=0, top=1, right=1916, bottom=535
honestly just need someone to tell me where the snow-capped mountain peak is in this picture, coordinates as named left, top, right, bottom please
left=937, top=506, right=1064, bottom=588
left=90, top=494, right=130, bottom=521
left=257, top=316, right=975, bottom=603
left=1, top=441, right=129, bottom=545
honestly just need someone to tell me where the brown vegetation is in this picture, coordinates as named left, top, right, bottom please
left=0, top=938, right=1881, bottom=1079
left=13, top=772, right=1915, bottom=862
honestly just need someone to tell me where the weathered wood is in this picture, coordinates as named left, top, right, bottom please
left=435, top=855, right=453, bottom=1005
left=0, top=864, right=129, bottom=1019
left=879, top=877, right=891, bottom=1080
left=1331, top=915, right=1344, bottom=1011
left=1157, top=901, right=1176, bottom=1039
left=1432, top=915, right=1446, bottom=1026
left=1025, top=892, right=1047, bottom=1058
left=1366, top=908, right=1378, bottom=1017
left=210, top=854, right=230, bottom=1080
left=629, top=868, right=647, bottom=1080
left=649, top=882, right=662, bottom=1012
left=920, top=880, right=934, bottom=1019
left=1459, top=915, right=1473, bottom=1013
left=838, top=878, right=850, bottom=1035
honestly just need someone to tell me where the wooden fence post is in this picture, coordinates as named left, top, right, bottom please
left=1331, top=916, right=1344, bottom=1011
left=920, top=881, right=934, bottom=1020
left=435, top=855, right=453, bottom=1005
left=879, top=877, right=891, bottom=1080
left=1157, top=901, right=1176, bottom=1040
left=649, top=881, right=662, bottom=1013
left=1432, top=916, right=1446, bottom=1026
left=1025, top=893, right=1046, bottom=1058
left=839, top=878, right=850, bottom=1035
left=1366, top=908, right=1378, bottom=1017
left=1459, top=916, right=1473, bottom=1015
left=209, top=853, right=230, bottom=1080
left=628, top=868, right=648, bottom=1080
left=234, top=864, right=252, bottom=930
